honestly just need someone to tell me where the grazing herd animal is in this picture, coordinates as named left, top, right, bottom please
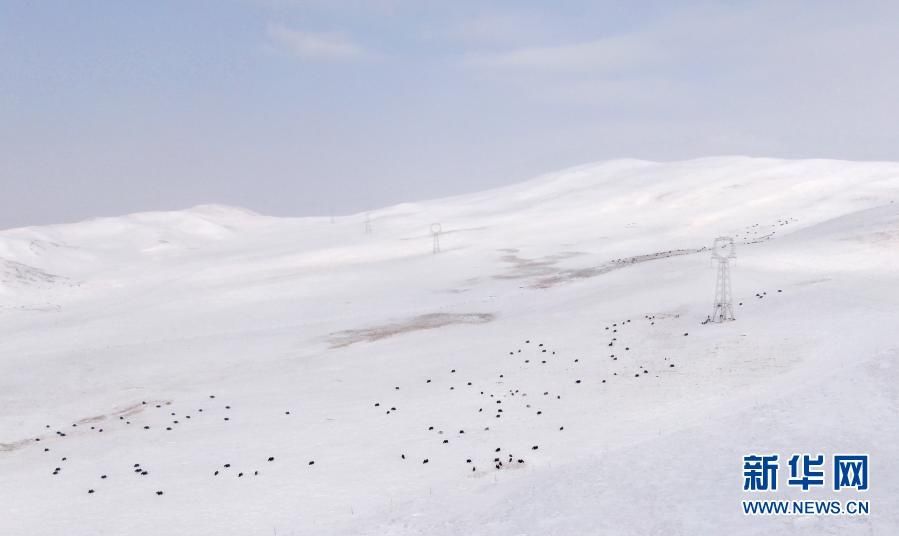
left=30, top=286, right=784, bottom=497
left=34, top=395, right=315, bottom=497
left=363, top=288, right=785, bottom=477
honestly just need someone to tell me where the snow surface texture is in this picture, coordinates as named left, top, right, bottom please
left=1, top=157, right=898, bottom=535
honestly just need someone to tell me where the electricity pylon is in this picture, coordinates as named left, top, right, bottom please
left=430, top=223, right=442, bottom=254
left=710, top=236, right=736, bottom=322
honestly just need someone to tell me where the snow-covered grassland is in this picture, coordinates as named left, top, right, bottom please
left=1, top=156, right=897, bottom=535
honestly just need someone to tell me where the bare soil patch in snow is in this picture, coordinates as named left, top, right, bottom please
left=493, top=250, right=587, bottom=280
left=328, top=313, right=495, bottom=348
left=0, top=400, right=165, bottom=452
left=0, top=259, right=76, bottom=289
left=532, top=248, right=701, bottom=288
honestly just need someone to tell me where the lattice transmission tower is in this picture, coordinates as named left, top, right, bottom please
left=710, top=236, right=736, bottom=322
left=430, top=223, right=442, bottom=254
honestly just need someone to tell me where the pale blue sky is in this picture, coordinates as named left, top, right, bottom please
left=2, top=1, right=899, bottom=228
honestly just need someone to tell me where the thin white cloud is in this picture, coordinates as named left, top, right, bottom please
left=463, top=33, right=667, bottom=73
left=451, top=10, right=559, bottom=47
left=267, top=23, right=370, bottom=61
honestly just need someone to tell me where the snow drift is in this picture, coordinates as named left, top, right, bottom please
left=1, top=157, right=898, bottom=535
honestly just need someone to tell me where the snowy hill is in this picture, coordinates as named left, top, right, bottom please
left=1, top=157, right=898, bottom=535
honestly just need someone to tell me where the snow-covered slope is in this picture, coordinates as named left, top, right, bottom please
left=1, top=157, right=898, bottom=535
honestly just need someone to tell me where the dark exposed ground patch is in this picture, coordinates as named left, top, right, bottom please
left=0, top=259, right=77, bottom=289
left=531, top=248, right=702, bottom=288
left=328, top=313, right=495, bottom=348
left=795, top=278, right=832, bottom=287
left=493, top=251, right=587, bottom=280
left=0, top=400, right=164, bottom=453
left=399, top=226, right=489, bottom=241
left=0, top=438, right=33, bottom=453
